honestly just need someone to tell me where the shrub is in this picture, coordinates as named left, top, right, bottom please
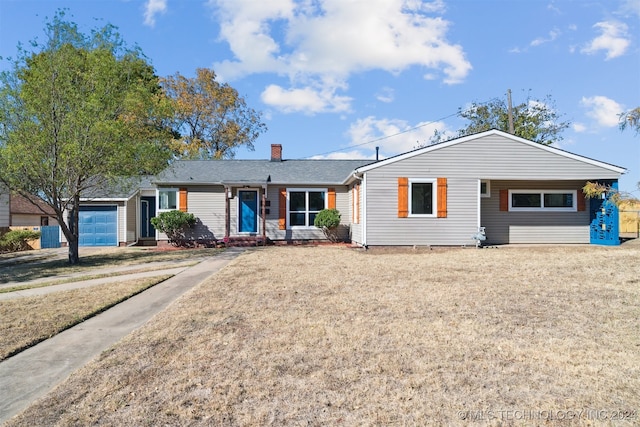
left=150, top=210, right=196, bottom=247
left=314, top=209, right=341, bottom=242
left=0, top=230, right=41, bottom=253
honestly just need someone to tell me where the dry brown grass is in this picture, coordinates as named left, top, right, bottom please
left=0, top=275, right=171, bottom=361
left=6, top=245, right=640, bottom=426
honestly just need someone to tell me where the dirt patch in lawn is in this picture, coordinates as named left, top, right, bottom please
left=6, top=245, right=640, bottom=426
left=0, top=275, right=172, bottom=361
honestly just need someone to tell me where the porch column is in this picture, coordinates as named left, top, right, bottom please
left=261, top=190, right=267, bottom=245
left=224, top=186, right=230, bottom=240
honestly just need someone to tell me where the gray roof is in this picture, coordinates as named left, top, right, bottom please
left=153, top=159, right=373, bottom=186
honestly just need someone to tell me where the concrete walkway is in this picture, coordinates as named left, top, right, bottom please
left=0, top=247, right=245, bottom=425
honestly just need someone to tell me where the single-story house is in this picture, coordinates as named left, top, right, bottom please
left=9, top=194, right=58, bottom=227
left=69, top=129, right=626, bottom=247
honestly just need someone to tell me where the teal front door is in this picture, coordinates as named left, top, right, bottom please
left=239, top=190, right=258, bottom=233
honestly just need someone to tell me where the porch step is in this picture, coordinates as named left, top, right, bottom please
left=136, top=239, right=157, bottom=247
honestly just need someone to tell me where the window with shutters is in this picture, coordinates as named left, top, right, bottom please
left=287, top=188, right=327, bottom=228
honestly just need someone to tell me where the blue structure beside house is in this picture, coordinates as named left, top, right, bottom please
left=589, top=181, right=620, bottom=245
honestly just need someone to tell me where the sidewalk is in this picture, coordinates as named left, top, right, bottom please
left=0, top=247, right=246, bottom=425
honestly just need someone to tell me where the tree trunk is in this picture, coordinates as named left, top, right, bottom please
left=65, top=196, right=81, bottom=265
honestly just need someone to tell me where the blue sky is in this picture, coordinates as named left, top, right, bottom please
left=1, top=0, right=639, bottom=192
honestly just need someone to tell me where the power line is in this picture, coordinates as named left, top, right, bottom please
left=302, top=109, right=467, bottom=159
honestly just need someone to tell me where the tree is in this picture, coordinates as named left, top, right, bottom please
left=0, top=11, right=174, bottom=264
left=430, top=92, right=570, bottom=145
left=619, top=107, right=640, bottom=135
left=162, top=68, right=266, bottom=159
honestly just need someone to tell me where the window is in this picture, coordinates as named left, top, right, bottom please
left=158, top=189, right=177, bottom=211
left=509, top=190, right=576, bottom=212
left=480, top=180, right=490, bottom=197
left=288, top=189, right=326, bottom=227
left=409, top=179, right=436, bottom=217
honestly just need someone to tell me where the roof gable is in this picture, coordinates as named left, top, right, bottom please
left=355, top=129, right=626, bottom=175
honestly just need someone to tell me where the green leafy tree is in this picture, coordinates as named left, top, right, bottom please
left=150, top=210, right=196, bottom=247
left=430, top=92, right=570, bottom=146
left=0, top=11, right=174, bottom=264
left=162, top=68, right=267, bottom=159
left=619, top=107, right=640, bottom=135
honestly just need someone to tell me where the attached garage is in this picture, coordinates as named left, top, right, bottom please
left=79, top=205, right=118, bottom=246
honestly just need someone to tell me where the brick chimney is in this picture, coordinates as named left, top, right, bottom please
left=271, top=144, right=282, bottom=162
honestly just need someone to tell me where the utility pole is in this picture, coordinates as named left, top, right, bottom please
left=507, top=89, right=515, bottom=134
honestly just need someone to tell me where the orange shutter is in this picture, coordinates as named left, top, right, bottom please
left=279, top=188, right=286, bottom=230
left=500, top=189, right=509, bottom=211
left=398, top=177, right=408, bottom=218
left=328, top=188, right=336, bottom=209
left=179, top=188, right=188, bottom=212
left=437, top=178, right=447, bottom=218
left=577, top=193, right=586, bottom=211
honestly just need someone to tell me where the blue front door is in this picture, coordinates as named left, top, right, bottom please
left=239, top=190, right=258, bottom=233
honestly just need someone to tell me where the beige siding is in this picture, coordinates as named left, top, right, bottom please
left=10, top=214, right=58, bottom=227
left=125, top=197, right=137, bottom=244
left=481, top=180, right=591, bottom=244
left=184, top=186, right=226, bottom=242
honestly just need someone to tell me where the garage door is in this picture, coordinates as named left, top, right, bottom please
left=79, top=206, right=118, bottom=246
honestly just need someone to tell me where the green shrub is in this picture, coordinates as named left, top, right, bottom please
left=314, top=209, right=341, bottom=242
left=150, top=210, right=196, bottom=247
left=314, top=209, right=341, bottom=229
left=0, top=230, right=41, bottom=253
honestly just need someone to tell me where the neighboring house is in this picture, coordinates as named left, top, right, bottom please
left=73, top=130, right=626, bottom=247
left=9, top=194, right=58, bottom=227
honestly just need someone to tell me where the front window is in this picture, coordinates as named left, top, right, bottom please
left=409, top=180, right=436, bottom=216
left=288, top=189, right=326, bottom=227
left=509, top=190, right=576, bottom=211
left=158, top=189, right=177, bottom=211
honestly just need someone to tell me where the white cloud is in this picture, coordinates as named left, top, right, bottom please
left=581, top=21, right=630, bottom=60
left=310, top=150, right=375, bottom=160
left=346, top=116, right=449, bottom=156
left=209, top=0, right=471, bottom=113
left=530, top=29, right=560, bottom=47
left=618, top=0, right=640, bottom=18
left=143, top=0, right=167, bottom=27
left=572, top=123, right=587, bottom=133
left=260, top=84, right=352, bottom=114
left=580, top=96, right=624, bottom=127
left=375, top=87, right=395, bottom=103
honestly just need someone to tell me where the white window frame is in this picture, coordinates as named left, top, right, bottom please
left=287, top=188, right=327, bottom=229
left=157, top=188, right=178, bottom=212
left=508, top=189, right=577, bottom=212
left=480, top=180, right=491, bottom=198
left=408, top=178, right=437, bottom=218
